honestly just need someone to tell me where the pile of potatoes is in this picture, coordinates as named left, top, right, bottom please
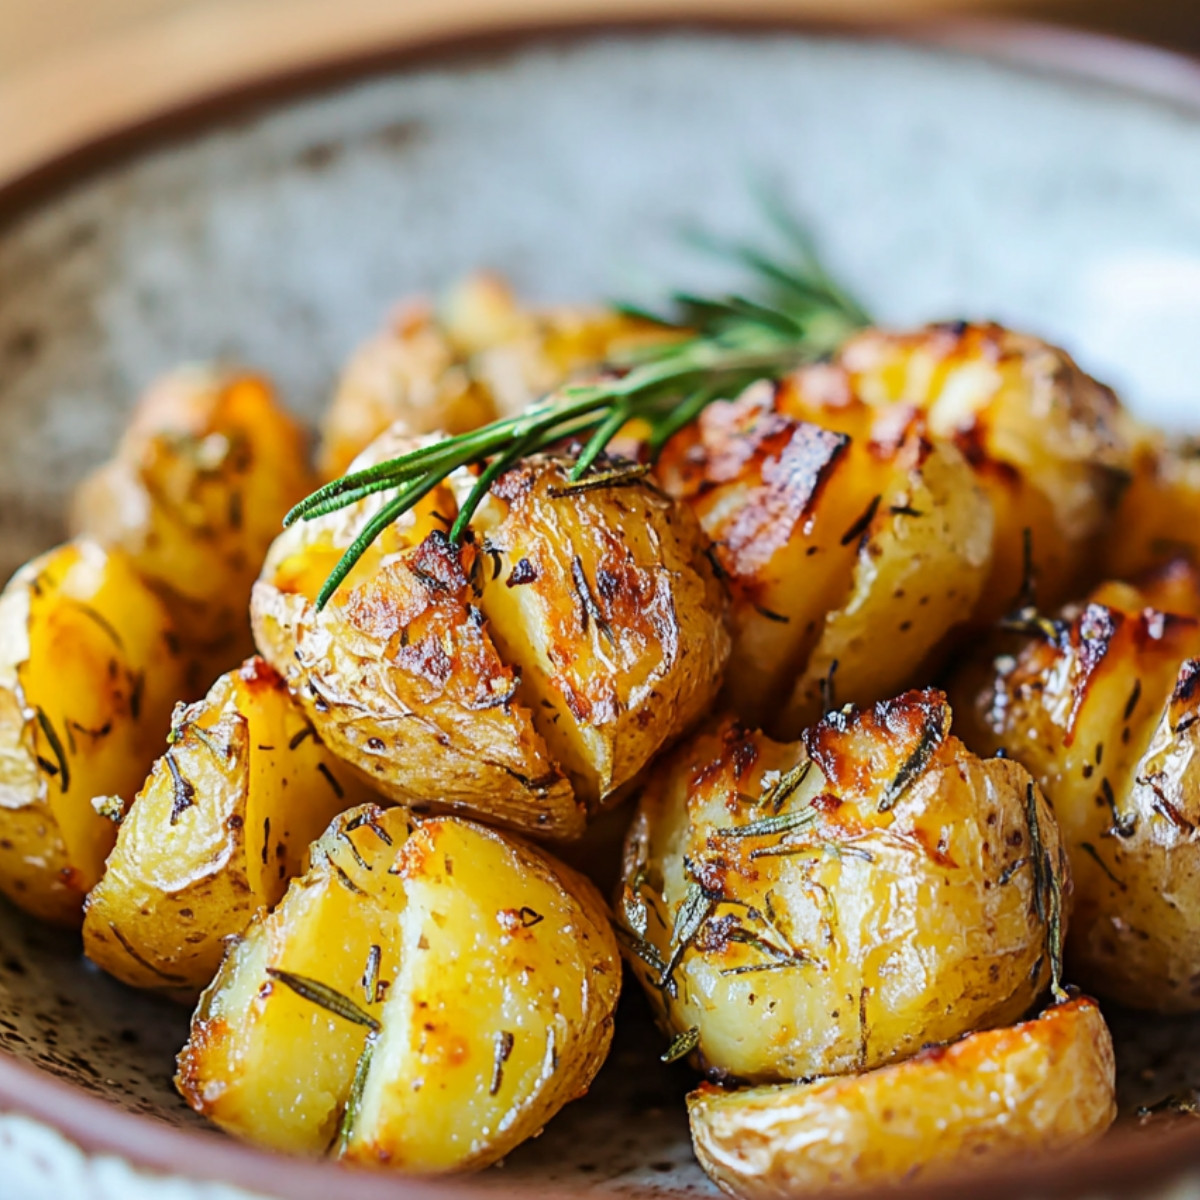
left=3, top=271, right=1199, bottom=1193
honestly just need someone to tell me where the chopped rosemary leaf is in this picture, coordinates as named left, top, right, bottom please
left=266, top=968, right=381, bottom=1031
left=613, top=923, right=668, bottom=977
left=33, top=707, right=69, bottom=793
left=661, top=1026, right=700, bottom=1064
left=335, top=1032, right=376, bottom=1157
left=877, top=707, right=948, bottom=812
left=716, top=807, right=818, bottom=839
left=288, top=217, right=870, bottom=608
left=759, top=759, right=813, bottom=813
left=660, top=882, right=717, bottom=993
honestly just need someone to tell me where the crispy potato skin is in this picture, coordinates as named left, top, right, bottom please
left=318, top=274, right=658, bottom=479
left=687, top=997, right=1115, bottom=1199
left=253, top=432, right=726, bottom=836
left=785, top=322, right=1136, bottom=622
left=657, top=382, right=991, bottom=737
left=462, top=456, right=730, bottom=806
left=178, top=804, right=621, bottom=1172
left=951, top=567, right=1200, bottom=1010
left=0, top=540, right=185, bottom=925
left=82, top=657, right=370, bottom=993
left=71, top=366, right=315, bottom=693
left=617, top=690, right=1063, bottom=1083
left=253, top=434, right=582, bottom=839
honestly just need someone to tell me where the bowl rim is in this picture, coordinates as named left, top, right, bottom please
left=3, top=11, right=1200, bottom=1199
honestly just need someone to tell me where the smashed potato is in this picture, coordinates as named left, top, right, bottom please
left=786, top=321, right=1137, bottom=621
left=688, top=997, right=1115, bottom=1198
left=252, top=430, right=727, bottom=837
left=71, top=366, right=315, bottom=692
left=319, top=274, right=659, bottom=479
left=657, top=383, right=992, bottom=736
left=0, top=540, right=184, bottom=924
left=82, top=657, right=369, bottom=993
left=177, top=804, right=620, bottom=1171
left=617, top=689, right=1064, bottom=1083
left=950, top=565, right=1200, bottom=1011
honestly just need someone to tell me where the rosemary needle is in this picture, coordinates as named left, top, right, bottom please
left=289, top=219, right=869, bottom=608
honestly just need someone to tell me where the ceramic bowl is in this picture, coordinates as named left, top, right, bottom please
left=4, top=14, right=1200, bottom=1200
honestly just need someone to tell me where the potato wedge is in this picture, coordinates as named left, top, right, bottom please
left=785, top=322, right=1137, bottom=621
left=71, top=365, right=315, bottom=692
left=657, top=383, right=991, bottom=737
left=687, top=996, right=1115, bottom=1199
left=617, top=689, right=1064, bottom=1083
left=177, top=804, right=621, bottom=1172
left=318, top=274, right=659, bottom=479
left=0, top=540, right=185, bottom=924
left=253, top=430, right=727, bottom=836
left=950, top=566, right=1200, bottom=1010
left=82, top=657, right=370, bottom=993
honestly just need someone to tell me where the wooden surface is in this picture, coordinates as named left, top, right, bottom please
left=0, top=0, right=1196, bottom=190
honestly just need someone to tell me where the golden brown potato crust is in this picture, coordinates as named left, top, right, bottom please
left=0, top=540, right=185, bottom=924
left=318, top=274, right=661, bottom=479
left=951, top=565, right=1200, bottom=1010
left=617, top=689, right=1064, bottom=1083
left=687, top=997, right=1115, bottom=1199
left=253, top=432, right=727, bottom=838
left=71, top=366, right=315, bottom=694
left=83, top=657, right=370, bottom=993
left=785, top=321, right=1137, bottom=622
left=178, top=804, right=621, bottom=1172
left=656, top=383, right=991, bottom=737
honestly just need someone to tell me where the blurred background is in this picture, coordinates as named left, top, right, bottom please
left=2, top=0, right=1199, bottom=192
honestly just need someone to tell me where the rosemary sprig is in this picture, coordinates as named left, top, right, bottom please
left=288, top=221, right=869, bottom=608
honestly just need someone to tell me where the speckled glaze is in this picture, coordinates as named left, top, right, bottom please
left=5, top=22, right=1200, bottom=1200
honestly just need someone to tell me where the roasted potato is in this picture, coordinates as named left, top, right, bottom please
left=617, top=689, right=1065, bottom=1083
left=1104, top=436, right=1200, bottom=580
left=71, top=365, right=316, bottom=692
left=785, top=322, right=1137, bottom=622
left=657, top=383, right=992, bottom=736
left=460, top=454, right=730, bottom=804
left=177, top=803, right=621, bottom=1171
left=950, top=565, right=1200, bottom=1011
left=687, top=996, right=1115, bottom=1199
left=0, top=540, right=185, bottom=924
left=252, top=429, right=728, bottom=837
left=318, top=274, right=659, bottom=479
left=82, top=657, right=370, bottom=993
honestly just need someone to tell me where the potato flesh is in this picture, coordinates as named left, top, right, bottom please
left=951, top=571, right=1200, bottom=1010
left=344, top=818, right=621, bottom=1171
left=82, top=658, right=369, bottom=991
left=464, top=457, right=729, bottom=806
left=786, top=322, right=1136, bottom=621
left=0, top=540, right=184, bottom=924
left=618, top=691, right=1061, bottom=1083
left=177, top=807, right=406, bottom=1154
left=780, top=432, right=991, bottom=731
left=1104, top=440, right=1200, bottom=581
left=71, top=366, right=315, bottom=692
left=178, top=806, right=621, bottom=1173
left=655, top=385, right=864, bottom=732
left=687, top=998, right=1115, bottom=1199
